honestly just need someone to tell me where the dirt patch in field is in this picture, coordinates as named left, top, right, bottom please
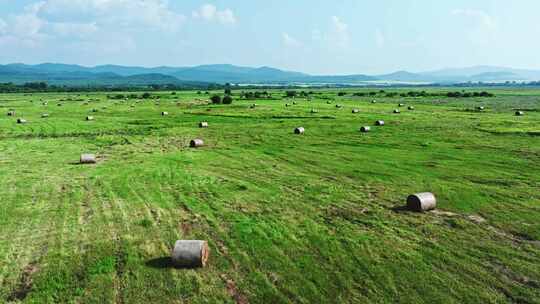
left=221, top=274, right=249, bottom=304
left=7, top=262, right=40, bottom=302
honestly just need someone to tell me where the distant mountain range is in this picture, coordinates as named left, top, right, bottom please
left=1, top=63, right=540, bottom=86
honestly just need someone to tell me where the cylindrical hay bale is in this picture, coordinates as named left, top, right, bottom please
left=477, top=106, right=485, bottom=111
left=393, top=109, right=400, bottom=113
left=336, top=104, right=342, bottom=108
left=293, top=101, right=297, bottom=105
left=371, top=100, right=377, bottom=104
left=7, top=111, right=15, bottom=116
left=250, top=104, right=257, bottom=109
left=399, top=103, right=405, bottom=107
left=199, top=122, right=209, bottom=128
left=41, top=113, right=49, bottom=118
left=515, top=111, right=524, bottom=116
left=375, top=120, right=385, bottom=126
left=311, top=109, right=318, bottom=113
left=171, top=240, right=209, bottom=268
left=408, top=106, right=415, bottom=110
left=326, top=101, right=332, bottom=104
left=285, top=104, right=290, bottom=107
left=86, top=116, right=94, bottom=121
left=80, top=154, right=97, bottom=164
left=360, top=126, right=371, bottom=133
left=190, top=139, right=204, bottom=148
left=17, top=118, right=27, bottom=124
left=294, top=127, right=305, bottom=134
left=407, top=192, right=437, bottom=212
left=162, top=111, right=169, bottom=116
left=352, top=109, right=360, bottom=113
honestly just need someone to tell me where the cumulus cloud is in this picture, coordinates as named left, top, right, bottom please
left=192, top=4, right=237, bottom=24
left=452, top=9, right=496, bottom=29
left=329, top=16, right=350, bottom=49
left=375, top=29, right=385, bottom=48
left=282, top=33, right=302, bottom=48
left=0, top=0, right=186, bottom=53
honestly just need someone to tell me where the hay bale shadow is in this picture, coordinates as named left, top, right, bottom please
left=390, top=205, right=411, bottom=213
left=145, top=257, right=200, bottom=269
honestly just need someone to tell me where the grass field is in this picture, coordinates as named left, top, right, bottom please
left=0, top=88, right=539, bottom=303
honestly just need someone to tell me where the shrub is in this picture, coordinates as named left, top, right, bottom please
left=222, top=95, right=233, bottom=104
left=142, top=92, right=151, bottom=99
left=211, top=95, right=222, bottom=104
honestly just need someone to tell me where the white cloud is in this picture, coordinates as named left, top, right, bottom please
left=375, top=29, right=385, bottom=48
left=452, top=9, right=496, bottom=29
left=0, top=0, right=186, bottom=52
left=329, top=16, right=350, bottom=49
left=282, top=33, right=302, bottom=48
left=192, top=4, right=237, bottom=24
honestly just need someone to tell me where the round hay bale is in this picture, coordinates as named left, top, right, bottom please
left=161, top=111, right=169, bottom=116
left=327, top=101, right=332, bottom=104
left=250, top=104, right=257, bottom=109
left=393, top=109, right=400, bottom=114
left=294, top=127, right=305, bottom=135
left=285, top=104, right=291, bottom=107
left=360, top=126, right=371, bottom=133
left=190, top=139, right=204, bottom=148
left=336, top=104, right=343, bottom=108
left=310, top=109, right=318, bottom=113
left=407, top=192, right=437, bottom=212
left=80, top=154, right=96, bottom=164
left=41, top=113, right=49, bottom=118
left=17, top=118, right=27, bottom=124
left=199, top=122, right=209, bottom=128
left=7, top=111, right=15, bottom=116
left=352, top=109, right=360, bottom=113
left=476, top=106, right=485, bottom=111
left=86, top=116, right=94, bottom=121
left=398, top=103, right=405, bottom=107
left=371, top=100, right=377, bottom=104
left=375, top=120, right=385, bottom=126
left=293, top=101, right=297, bottom=105
left=515, top=111, right=525, bottom=116
left=408, top=106, right=415, bottom=110
left=171, top=240, right=209, bottom=268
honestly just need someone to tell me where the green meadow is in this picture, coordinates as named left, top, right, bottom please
left=0, top=88, right=539, bottom=303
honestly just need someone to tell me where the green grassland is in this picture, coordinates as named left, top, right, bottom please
left=0, top=88, right=539, bottom=303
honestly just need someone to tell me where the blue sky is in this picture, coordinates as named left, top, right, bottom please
left=0, top=0, right=539, bottom=75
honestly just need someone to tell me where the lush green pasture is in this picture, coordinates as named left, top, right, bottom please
left=0, top=88, right=539, bottom=303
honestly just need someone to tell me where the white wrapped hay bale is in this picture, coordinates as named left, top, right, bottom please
left=294, top=127, right=305, bottom=134
left=80, top=154, right=97, bottom=164
left=352, top=109, right=360, bottom=113
left=171, top=240, right=209, bottom=268
left=190, top=139, right=204, bottom=148
left=407, top=192, right=437, bottom=212
left=515, top=111, right=524, bottom=116
left=17, top=118, right=27, bottom=124
left=7, top=111, right=15, bottom=116
left=199, top=122, right=209, bottom=128
left=375, top=120, right=385, bottom=126
left=41, top=113, right=49, bottom=118
left=393, top=109, right=400, bottom=114
left=360, top=126, right=371, bottom=133
left=162, top=111, right=169, bottom=116
left=408, top=106, right=415, bottom=110
left=86, top=116, right=94, bottom=121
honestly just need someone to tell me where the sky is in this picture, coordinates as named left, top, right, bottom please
left=0, top=0, right=539, bottom=75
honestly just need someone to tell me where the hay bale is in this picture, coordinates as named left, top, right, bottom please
left=311, top=109, right=318, bottom=113
left=250, top=104, right=257, bottom=109
left=294, top=127, right=305, bottom=134
left=408, top=106, right=415, bottom=110
left=336, top=104, right=343, bottom=108
left=17, top=118, right=27, bottom=124
left=171, top=240, right=209, bottom=268
left=190, top=139, right=204, bottom=148
left=375, top=120, right=385, bottom=126
left=293, top=101, right=297, bottom=105
left=162, top=111, right=169, bottom=116
left=7, top=111, right=15, bottom=116
left=327, top=101, right=332, bottom=104
left=360, top=126, right=371, bottom=133
left=80, top=154, right=96, bottom=164
left=371, top=100, right=377, bottom=104
left=515, top=111, right=525, bottom=116
left=398, top=103, right=405, bottom=107
left=86, top=116, right=94, bottom=121
left=285, top=104, right=291, bottom=107
left=393, top=109, right=400, bottom=114
left=407, top=192, right=436, bottom=212
left=41, top=113, right=49, bottom=118
left=476, top=106, right=485, bottom=111
left=199, top=122, right=209, bottom=128
left=352, top=109, right=360, bottom=113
